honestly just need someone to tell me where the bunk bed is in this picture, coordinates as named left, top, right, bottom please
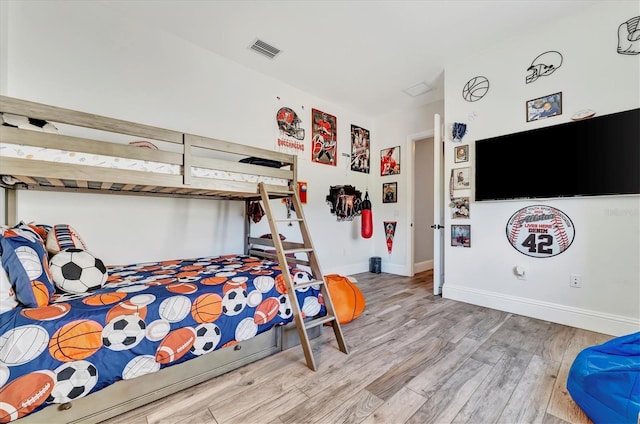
left=0, top=96, right=323, bottom=423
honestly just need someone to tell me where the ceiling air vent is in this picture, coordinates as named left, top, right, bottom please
left=249, top=39, right=281, bottom=59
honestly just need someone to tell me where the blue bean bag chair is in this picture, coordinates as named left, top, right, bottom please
left=567, top=331, right=640, bottom=424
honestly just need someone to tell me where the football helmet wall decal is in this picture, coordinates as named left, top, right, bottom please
left=525, top=51, right=563, bottom=84
left=276, top=107, right=305, bottom=140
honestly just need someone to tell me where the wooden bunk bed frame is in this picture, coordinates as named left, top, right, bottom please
left=0, top=95, right=318, bottom=423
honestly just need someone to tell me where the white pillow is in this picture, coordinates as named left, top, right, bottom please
left=0, top=257, right=19, bottom=313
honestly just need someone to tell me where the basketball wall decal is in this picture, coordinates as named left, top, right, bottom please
left=462, top=76, right=490, bottom=102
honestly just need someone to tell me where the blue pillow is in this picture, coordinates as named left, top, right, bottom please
left=0, top=223, right=55, bottom=307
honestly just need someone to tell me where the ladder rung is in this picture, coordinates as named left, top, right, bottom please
left=304, top=315, right=336, bottom=329
left=268, top=189, right=295, bottom=195
left=295, top=279, right=323, bottom=290
left=275, top=218, right=304, bottom=222
left=283, top=248, right=313, bottom=254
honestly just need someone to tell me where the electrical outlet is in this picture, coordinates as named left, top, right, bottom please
left=570, top=274, right=582, bottom=288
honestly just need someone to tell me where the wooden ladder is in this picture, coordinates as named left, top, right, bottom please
left=257, top=182, right=349, bottom=371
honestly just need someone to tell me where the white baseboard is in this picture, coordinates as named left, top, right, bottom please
left=443, top=284, right=640, bottom=337
left=414, top=260, right=433, bottom=273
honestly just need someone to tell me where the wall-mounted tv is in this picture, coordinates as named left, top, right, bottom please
left=474, top=108, right=640, bottom=201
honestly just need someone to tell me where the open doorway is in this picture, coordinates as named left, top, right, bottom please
left=413, top=137, right=434, bottom=273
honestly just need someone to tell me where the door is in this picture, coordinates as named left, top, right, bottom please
left=432, top=113, right=445, bottom=295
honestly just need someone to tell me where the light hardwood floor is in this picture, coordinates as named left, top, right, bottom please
left=104, top=271, right=612, bottom=424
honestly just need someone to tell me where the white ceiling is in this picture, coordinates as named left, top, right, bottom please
left=106, top=0, right=600, bottom=117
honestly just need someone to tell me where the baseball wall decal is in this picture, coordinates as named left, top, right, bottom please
left=506, top=205, right=575, bottom=257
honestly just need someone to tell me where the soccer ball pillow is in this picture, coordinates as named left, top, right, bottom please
left=49, top=249, right=107, bottom=294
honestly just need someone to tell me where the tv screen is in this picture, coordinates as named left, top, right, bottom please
left=474, top=108, right=640, bottom=201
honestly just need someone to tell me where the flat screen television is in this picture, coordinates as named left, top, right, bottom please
left=474, top=108, right=640, bottom=201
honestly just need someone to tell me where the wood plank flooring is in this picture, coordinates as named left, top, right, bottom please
left=103, top=271, right=612, bottom=424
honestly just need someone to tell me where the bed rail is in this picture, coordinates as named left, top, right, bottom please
left=0, top=96, right=296, bottom=200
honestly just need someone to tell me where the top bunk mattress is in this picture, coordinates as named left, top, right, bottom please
left=0, top=96, right=297, bottom=199
left=0, top=142, right=289, bottom=187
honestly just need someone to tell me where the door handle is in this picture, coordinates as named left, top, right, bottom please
left=430, top=224, right=444, bottom=229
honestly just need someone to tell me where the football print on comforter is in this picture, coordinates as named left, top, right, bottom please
left=0, top=255, right=324, bottom=423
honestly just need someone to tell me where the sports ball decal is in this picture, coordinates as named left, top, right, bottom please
left=102, top=315, right=146, bottom=351
left=0, top=325, right=49, bottom=366
left=0, top=364, right=9, bottom=387
left=277, top=294, right=293, bottom=319
left=49, top=320, right=103, bottom=362
left=254, top=297, right=280, bottom=325
left=0, top=370, right=55, bottom=422
left=105, top=300, right=148, bottom=323
left=82, top=292, right=127, bottom=306
left=49, top=249, right=107, bottom=294
left=122, top=355, right=160, bottom=380
left=47, top=360, right=98, bottom=403
left=506, top=205, right=575, bottom=258
left=145, top=319, right=172, bottom=342
left=21, top=303, right=71, bottom=321
left=191, top=293, right=223, bottom=323
left=462, top=76, right=490, bottom=102
left=15, top=246, right=43, bottom=279
left=301, top=296, right=321, bottom=317
left=159, top=296, right=192, bottom=323
left=235, top=317, right=258, bottom=341
left=253, top=276, right=275, bottom=293
left=155, top=327, right=196, bottom=364
left=190, top=323, right=221, bottom=355
left=246, top=290, right=263, bottom=307
left=222, top=288, right=248, bottom=316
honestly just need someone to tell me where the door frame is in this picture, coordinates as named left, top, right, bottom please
left=406, top=129, right=434, bottom=277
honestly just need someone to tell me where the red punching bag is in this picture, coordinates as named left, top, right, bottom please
left=361, top=191, right=373, bottom=238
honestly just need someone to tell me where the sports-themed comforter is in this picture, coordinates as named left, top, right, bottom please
left=0, top=255, right=324, bottom=423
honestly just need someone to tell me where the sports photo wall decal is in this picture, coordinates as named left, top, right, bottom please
left=462, top=76, right=490, bottom=102
left=351, top=125, right=370, bottom=173
left=382, top=182, right=397, bottom=203
left=525, top=50, right=563, bottom=84
left=384, top=221, right=397, bottom=254
left=526, top=92, right=562, bottom=122
left=452, top=167, right=471, bottom=190
left=275, top=101, right=306, bottom=158
left=451, top=225, right=471, bottom=247
left=325, top=185, right=362, bottom=221
left=380, top=146, right=400, bottom=176
left=617, top=16, right=639, bottom=55
left=311, top=109, right=337, bottom=166
left=454, top=145, right=469, bottom=163
left=506, top=205, right=575, bottom=258
left=450, top=197, right=470, bottom=219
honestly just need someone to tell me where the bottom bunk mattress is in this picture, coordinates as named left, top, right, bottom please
left=0, top=254, right=325, bottom=423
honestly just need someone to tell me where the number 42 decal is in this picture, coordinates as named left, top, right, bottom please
left=521, top=234, right=553, bottom=254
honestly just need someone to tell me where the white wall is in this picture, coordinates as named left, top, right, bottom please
left=443, top=1, right=640, bottom=336
left=2, top=1, right=377, bottom=273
